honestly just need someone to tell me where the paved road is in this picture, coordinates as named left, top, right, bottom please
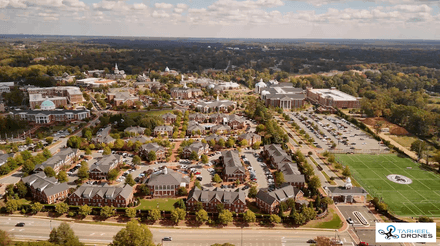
left=0, top=171, right=23, bottom=186
left=0, top=216, right=355, bottom=245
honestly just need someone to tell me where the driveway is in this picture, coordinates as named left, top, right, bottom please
left=243, top=150, right=268, bottom=189
left=337, top=205, right=378, bottom=227
left=0, top=171, right=23, bottom=185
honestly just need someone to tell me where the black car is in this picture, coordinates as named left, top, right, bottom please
left=162, top=237, right=172, bottom=241
left=16, top=222, right=25, bottom=227
left=307, top=239, right=316, bottom=243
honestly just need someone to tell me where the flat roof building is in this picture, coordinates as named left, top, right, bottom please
left=306, top=87, right=361, bottom=109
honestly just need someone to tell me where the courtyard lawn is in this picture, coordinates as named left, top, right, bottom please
left=305, top=208, right=343, bottom=229
left=137, top=198, right=179, bottom=211
left=336, top=154, right=440, bottom=217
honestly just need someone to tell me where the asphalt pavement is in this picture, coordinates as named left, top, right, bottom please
left=244, top=150, right=268, bottom=189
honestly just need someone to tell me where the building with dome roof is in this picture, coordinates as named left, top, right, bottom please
left=106, top=63, right=126, bottom=80
left=9, top=109, right=90, bottom=125
left=255, top=79, right=267, bottom=93
left=40, top=99, right=56, bottom=110
left=160, top=67, right=179, bottom=76
left=28, top=86, right=84, bottom=109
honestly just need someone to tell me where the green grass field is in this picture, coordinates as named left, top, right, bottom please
left=336, top=154, right=440, bottom=217
left=136, top=198, right=179, bottom=211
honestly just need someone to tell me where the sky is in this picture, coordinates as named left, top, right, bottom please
left=0, top=0, right=439, bottom=39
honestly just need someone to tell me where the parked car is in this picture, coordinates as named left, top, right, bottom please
left=347, top=217, right=354, bottom=224
left=162, top=237, right=172, bottom=241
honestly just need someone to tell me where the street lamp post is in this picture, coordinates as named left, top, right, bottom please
left=50, top=219, right=52, bottom=230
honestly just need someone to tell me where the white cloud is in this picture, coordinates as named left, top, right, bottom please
left=176, top=3, right=188, bottom=9
left=392, top=4, right=432, bottom=13
left=154, top=2, right=173, bottom=9
left=152, top=10, right=170, bottom=18
left=132, top=3, right=147, bottom=10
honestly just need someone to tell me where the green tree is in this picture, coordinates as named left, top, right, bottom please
left=45, top=137, right=54, bottom=144
left=218, top=209, right=233, bottom=225
left=30, top=202, right=43, bottom=214
left=108, top=169, right=119, bottom=182
left=248, top=186, right=257, bottom=198
left=100, top=206, right=116, bottom=218
left=5, top=200, right=20, bottom=213
left=0, top=229, right=12, bottom=246
left=55, top=203, right=69, bottom=215
left=148, top=209, right=161, bottom=222
left=226, top=138, right=235, bottom=148
left=43, top=148, right=52, bottom=159
left=78, top=205, right=92, bottom=218
left=57, top=171, right=68, bottom=183
left=125, top=174, right=136, bottom=186
left=26, top=137, right=32, bottom=145
left=189, top=151, right=199, bottom=161
left=43, top=166, right=56, bottom=177
left=103, top=146, right=111, bottom=155
left=410, top=140, right=427, bottom=161
left=147, top=151, right=156, bottom=161
left=85, top=148, right=92, bottom=155
left=239, top=139, right=248, bottom=147
left=195, top=209, right=209, bottom=223
left=49, top=222, right=84, bottom=246
left=243, top=210, right=256, bottom=223
left=77, top=165, right=89, bottom=180
left=109, top=220, right=154, bottom=246
left=201, top=154, right=209, bottom=164
left=212, top=174, right=222, bottom=183
left=194, top=180, right=202, bottom=189
left=114, top=139, right=125, bottom=149
left=138, top=184, right=150, bottom=196
left=218, top=138, right=225, bottom=148
left=178, top=186, right=188, bottom=196
left=125, top=207, right=137, bottom=218
left=308, top=176, right=321, bottom=191
left=170, top=208, right=186, bottom=224
left=275, top=171, right=285, bottom=186
left=15, top=181, right=28, bottom=198
left=269, top=214, right=281, bottom=224
left=342, top=166, right=351, bottom=177
left=252, top=141, right=261, bottom=150
left=301, top=207, right=317, bottom=222
left=132, top=155, right=141, bottom=166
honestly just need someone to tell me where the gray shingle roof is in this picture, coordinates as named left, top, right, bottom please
left=187, top=187, right=245, bottom=204
left=72, top=183, right=133, bottom=200
left=89, top=154, right=121, bottom=174
left=146, top=168, right=188, bottom=186
left=22, top=172, right=69, bottom=197
left=221, top=150, right=245, bottom=176
left=124, top=126, right=146, bottom=135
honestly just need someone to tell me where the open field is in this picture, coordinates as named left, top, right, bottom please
left=136, top=198, right=179, bottom=211
left=388, top=135, right=418, bottom=148
left=336, top=154, right=440, bottom=217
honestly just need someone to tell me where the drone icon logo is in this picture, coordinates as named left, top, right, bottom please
left=378, top=225, right=399, bottom=240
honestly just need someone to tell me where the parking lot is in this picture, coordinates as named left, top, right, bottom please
left=244, top=150, right=269, bottom=189
left=337, top=205, right=377, bottom=227
left=290, top=111, right=389, bottom=153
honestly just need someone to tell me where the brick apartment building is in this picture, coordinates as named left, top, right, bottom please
left=68, top=183, right=134, bottom=207
left=22, top=172, right=69, bottom=204
left=186, top=187, right=246, bottom=213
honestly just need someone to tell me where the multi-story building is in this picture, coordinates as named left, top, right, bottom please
left=209, top=113, right=228, bottom=124
left=153, top=125, right=173, bottom=136
left=170, top=83, right=203, bottom=99
left=189, top=113, right=207, bottom=123
left=195, top=96, right=235, bottom=113
left=107, top=88, right=139, bottom=107
left=220, top=150, right=246, bottom=182
left=238, top=132, right=262, bottom=146
left=306, top=87, right=361, bottom=109
left=92, top=126, right=115, bottom=144
left=162, top=113, right=177, bottom=124
left=0, top=153, right=15, bottom=167
left=89, top=154, right=122, bottom=180
left=255, top=184, right=304, bottom=214
left=182, top=141, right=209, bottom=159
left=27, top=86, right=84, bottom=109
left=259, top=83, right=306, bottom=110
left=76, top=78, right=117, bottom=88
left=145, top=168, right=189, bottom=197
left=187, top=187, right=246, bottom=213
left=34, top=148, right=79, bottom=173
left=205, top=134, right=227, bottom=143
left=187, top=121, right=206, bottom=136
left=139, top=143, right=166, bottom=160
left=124, top=126, right=146, bottom=135
left=263, top=144, right=292, bottom=167
left=105, top=63, right=126, bottom=80
left=68, top=183, right=134, bottom=207
left=0, top=82, right=14, bottom=93
left=22, top=172, right=69, bottom=204
left=211, top=124, right=231, bottom=135
left=9, top=108, right=90, bottom=125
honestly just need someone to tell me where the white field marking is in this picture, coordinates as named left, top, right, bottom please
left=19, top=229, right=24, bottom=232
left=100, top=233, right=105, bottom=236
left=8, top=229, right=14, bottom=232
left=90, top=233, right=95, bottom=236
left=344, top=238, right=346, bottom=242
